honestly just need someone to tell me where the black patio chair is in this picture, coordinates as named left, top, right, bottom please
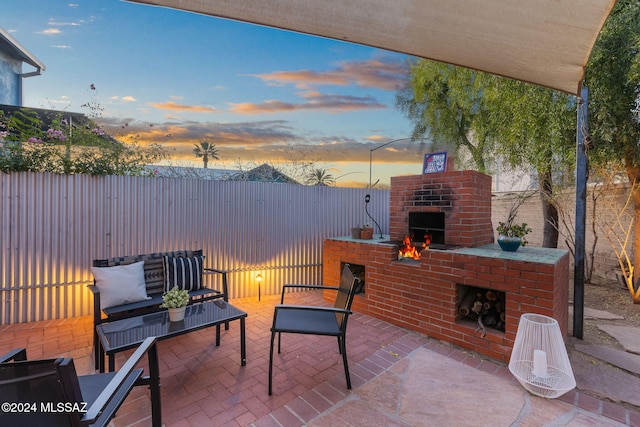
left=269, top=264, right=360, bottom=395
left=0, top=336, right=161, bottom=427
left=0, top=348, right=27, bottom=363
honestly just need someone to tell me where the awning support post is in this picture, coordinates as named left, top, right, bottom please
left=573, top=85, right=589, bottom=340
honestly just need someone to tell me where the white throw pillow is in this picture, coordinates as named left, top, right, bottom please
left=91, top=261, right=150, bottom=309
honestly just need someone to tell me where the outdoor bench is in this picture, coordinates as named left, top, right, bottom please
left=89, top=249, right=228, bottom=369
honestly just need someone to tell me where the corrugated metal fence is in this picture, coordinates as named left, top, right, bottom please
left=0, top=172, right=389, bottom=324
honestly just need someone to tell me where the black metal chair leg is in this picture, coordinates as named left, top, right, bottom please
left=94, top=332, right=100, bottom=370
left=148, top=342, right=162, bottom=427
left=268, top=330, right=276, bottom=395
left=340, top=334, right=351, bottom=389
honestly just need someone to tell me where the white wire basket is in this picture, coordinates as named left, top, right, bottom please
left=508, top=313, right=576, bottom=399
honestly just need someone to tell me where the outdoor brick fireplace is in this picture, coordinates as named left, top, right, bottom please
left=323, top=169, right=569, bottom=362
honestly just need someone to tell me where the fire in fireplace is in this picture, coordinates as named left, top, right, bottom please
left=395, top=233, right=458, bottom=260
left=396, top=212, right=449, bottom=260
left=398, top=234, right=428, bottom=260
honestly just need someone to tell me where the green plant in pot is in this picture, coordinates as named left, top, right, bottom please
left=496, top=194, right=533, bottom=252
left=496, top=221, right=532, bottom=252
left=161, top=286, right=189, bottom=321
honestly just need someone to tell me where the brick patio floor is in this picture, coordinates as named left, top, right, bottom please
left=1, top=290, right=639, bottom=426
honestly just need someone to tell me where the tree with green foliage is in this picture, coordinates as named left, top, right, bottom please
left=483, top=79, right=576, bottom=247
left=585, top=0, right=640, bottom=298
left=396, top=62, right=496, bottom=173
left=192, top=140, right=219, bottom=168
left=396, top=62, right=576, bottom=247
left=305, top=168, right=336, bottom=186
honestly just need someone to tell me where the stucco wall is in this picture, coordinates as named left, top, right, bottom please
left=491, top=184, right=633, bottom=283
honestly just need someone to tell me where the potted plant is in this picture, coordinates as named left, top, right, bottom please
left=160, top=286, right=189, bottom=321
left=496, top=221, right=532, bottom=251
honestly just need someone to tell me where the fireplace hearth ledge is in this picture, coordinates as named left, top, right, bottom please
left=327, top=236, right=567, bottom=264
left=329, top=235, right=393, bottom=245
left=453, top=244, right=568, bottom=264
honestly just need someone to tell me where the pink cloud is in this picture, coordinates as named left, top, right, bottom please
left=148, top=101, right=220, bottom=113
left=229, top=92, right=386, bottom=114
left=251, top=59, right=407, bottom=90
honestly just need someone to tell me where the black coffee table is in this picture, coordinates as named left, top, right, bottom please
left=96, top=300, right=247, bottom=372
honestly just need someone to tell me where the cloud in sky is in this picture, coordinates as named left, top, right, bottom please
left=4, top=1, right=416, bottom=187
left=100, top=116, right=425, bottom=167
left=366, top=135, right=390, bottom=142
left=229, top=91, right=386, bottom=114
left=40, top=28, right=61, bottom=36
left=251, top=59, right=407, bottom=90
left=47, top=20, right=80, bottom=27
left=101, top=118, right=297, bottom=147
left=109, top=95, right=137, bottom=103
left=148, top=101, right=220, bottom=113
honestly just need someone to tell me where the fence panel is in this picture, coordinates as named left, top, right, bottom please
left=0, top=172, right=389, bottom=324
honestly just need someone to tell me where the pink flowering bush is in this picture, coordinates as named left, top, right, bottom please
left=0, top=106, right=165, bottom=175
left=47, top=128, right=66, bottom=142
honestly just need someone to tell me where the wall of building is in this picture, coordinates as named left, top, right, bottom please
left=491, top=184, right=633, bottom=283
left=0, top=51, right=20, bottom=105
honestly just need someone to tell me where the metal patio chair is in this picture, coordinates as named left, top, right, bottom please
left=268, top=264, right=360, bottom=395
left=0, top=336, right=161, bottom=427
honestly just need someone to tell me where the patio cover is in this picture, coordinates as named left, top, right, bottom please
left=127, top=0, right=616, bottom=96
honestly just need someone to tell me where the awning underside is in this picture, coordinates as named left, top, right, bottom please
left=127, top=0, right=616, bottom=95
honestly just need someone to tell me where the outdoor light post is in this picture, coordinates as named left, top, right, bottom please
left=256, top=273, right=262, bottom=301
left=368, top=137, right=429, bottom=188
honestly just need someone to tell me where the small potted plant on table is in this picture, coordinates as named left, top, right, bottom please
left=161, top=286, right=189, bottom=321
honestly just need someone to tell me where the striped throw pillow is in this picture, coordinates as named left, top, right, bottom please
left=163, top=255, right=204, bottom=292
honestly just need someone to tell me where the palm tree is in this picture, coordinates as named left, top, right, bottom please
left=192, top=140, right=219, bottom=168
left=305, top=168, right=336, bottom=186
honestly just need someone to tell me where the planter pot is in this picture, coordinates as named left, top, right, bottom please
left=497, top=235, right=522, bottom=252
left=351, top=227, right=362, bottom=239
left=168, top=306, right=186, bottom=322
left=360, top=228, right=374, bottom=240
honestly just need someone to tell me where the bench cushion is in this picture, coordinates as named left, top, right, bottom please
left=93, top=250, right=203, bottom=296
left=163, top=255, right=204, bottom=292
left=91, top=261, right=150, bottom=309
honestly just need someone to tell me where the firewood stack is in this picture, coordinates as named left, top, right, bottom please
left=458, top=287, right=506, bottom=337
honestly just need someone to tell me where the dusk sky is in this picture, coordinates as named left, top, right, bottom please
left=3, top=0, right=433, bottom=187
